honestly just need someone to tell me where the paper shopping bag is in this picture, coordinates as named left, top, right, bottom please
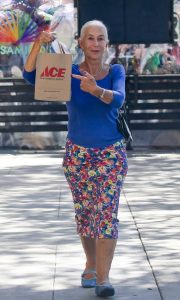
left=35, top=52, right=72, bottom=101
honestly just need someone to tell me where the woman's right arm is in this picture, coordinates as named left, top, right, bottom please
left=23, top=31, right=55, bottom=84
left=24, top=31, right=55, bottom=72
left=24, top=40, right=42, bottom=72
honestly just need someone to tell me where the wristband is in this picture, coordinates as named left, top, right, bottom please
left=99, top=88, right=106, bottom=100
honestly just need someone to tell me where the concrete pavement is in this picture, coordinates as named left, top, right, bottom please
left=0, top=149, right=179, bottom=300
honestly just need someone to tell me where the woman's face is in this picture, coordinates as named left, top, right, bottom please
left=80, top=26, right=107, bottom=61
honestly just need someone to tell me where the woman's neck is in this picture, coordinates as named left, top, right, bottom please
left=81, top=60, right=104, bottom=78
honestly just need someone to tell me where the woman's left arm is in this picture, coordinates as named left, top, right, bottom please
left=72, top=65, right=125, bottom=108
left=96, top=64, right=125, bottom=108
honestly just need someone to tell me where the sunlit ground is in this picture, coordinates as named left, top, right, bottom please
left=0, top=150, right=179, bottom=300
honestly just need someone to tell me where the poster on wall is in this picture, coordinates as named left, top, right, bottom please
left=0, top=0, right=75, bottom=78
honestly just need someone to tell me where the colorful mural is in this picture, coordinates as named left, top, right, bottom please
left=0, top=0, right=74, bottom=78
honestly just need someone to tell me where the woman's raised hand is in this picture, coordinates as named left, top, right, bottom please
left=24, top=31, right=56, bottom=72
left=36, top=31, right=55, bottom=46
left=72, top=71, right=98, bottom=95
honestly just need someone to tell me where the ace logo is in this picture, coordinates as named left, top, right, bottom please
left=40, top=66, right=66, bottom=78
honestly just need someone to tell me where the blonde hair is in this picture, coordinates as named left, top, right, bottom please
left=80, top=20, right=109, bottom=42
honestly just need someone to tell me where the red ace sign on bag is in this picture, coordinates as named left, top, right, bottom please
left=35, top=50, right=72, bottom=101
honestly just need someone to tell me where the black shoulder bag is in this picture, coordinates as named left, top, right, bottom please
left=117, top=103, right=133, bottom=143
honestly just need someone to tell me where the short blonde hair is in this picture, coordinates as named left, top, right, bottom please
left=80, top=20, right=109, bottom=42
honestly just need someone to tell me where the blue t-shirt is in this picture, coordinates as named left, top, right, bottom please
left=23, top=63, right=125, bottom=148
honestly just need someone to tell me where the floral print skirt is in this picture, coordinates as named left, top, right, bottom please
left=63, top=139, right=128, bottom=239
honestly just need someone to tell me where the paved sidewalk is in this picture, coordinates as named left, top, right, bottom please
left=0, top=149, right=179, bottom=300
left=124, top=150, right=180, bottom=300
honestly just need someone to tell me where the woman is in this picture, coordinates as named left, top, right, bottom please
left=23, top=20, right=128, bottom=298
